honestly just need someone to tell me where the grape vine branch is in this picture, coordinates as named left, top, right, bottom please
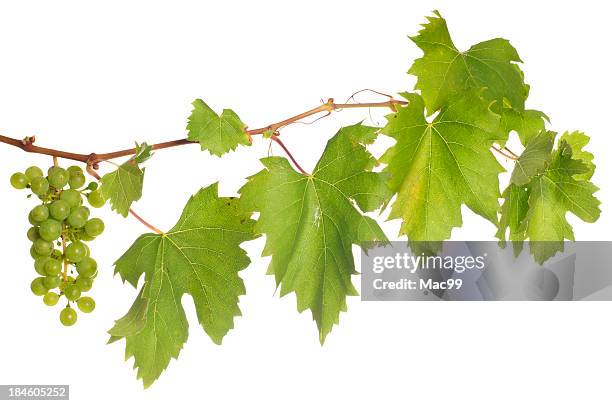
left=3, top=10, right=602, bottom=388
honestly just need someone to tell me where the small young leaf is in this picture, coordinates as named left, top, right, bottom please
left=187, top=99, right=250, bottom=156
left=133, top=142, right=154, bottom=164
left=108, top=183, right=256, bottom=387
left=510, top=130, right=555, bottom=186
left=409, top=10, right=528, bottom=114
left=501, top=108, right=549, bottom=146
left=239, top=123, right=389, bottom=343
left=498, top=137, right=601, bottom=263
left=100, top=161, right=144, bottom=217
left=560, top=131, right=594, bottom=180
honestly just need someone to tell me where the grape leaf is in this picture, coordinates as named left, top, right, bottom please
left=380, top=92, right=504, bottom=242
left=560, top=131, right=594, bottom=180
left=187, top=99, right=250, bottom=156
left=510, top=130, right=555, bottom=186
left=498, top=136, right=601, bottom=263
left=409, top=10, right=528, bottom=114
left=133, top=141, right=154, bottom=164
left=100, top=160, right=145, bottom=217
left=108, top=183, right=256, bottom=387
left=501, top=108, right=549, bottom=146
left=239, top=123, right=389, bottom=343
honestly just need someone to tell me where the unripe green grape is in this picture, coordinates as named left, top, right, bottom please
left=64, top=284, right=81, bottom=301
left=34, top=257, right=50, bottom=275
left=27, top=226, right=40, bottom=242
left=65, top=241, right=88, bottom=263
left=87, top=189, right=106, bottom=208
left=38, top=219, right=62, bottom=241
left=76, top=257, right=97, bottom=277
left=75, top=276, right=93, bottom=292
left=84, top=218, right=104, bottom=237
left=68, top=172, right=86, bottom=189
left=59, top=189, right=81, bottom=207
left=79, top=232, right=95, bottom=242
left=30, top=278, right=48, bottom=296
left=28, top=212, right=40, bottom=226
left=25, top=166, right=44, bottom=181
left=30, top=205, right=49, bottom=222
left=47, top=167, right=69, bottom=189
left=30, top=176, right=50, bottom=195
left=86, top=181, right=98, bottom=191
left=59, top=307, right=77, bottom=326
left=44, top=258, right=62, bottom=276
left=33, top=238, right=53, bottom=256
left=10, top=172, right=28, bottom=189
left=77, top=297, right=95, bottom=313
left=43, top=292, right=60, bottom=306
left=49, top=200, right=70, bottom=221
left=67, top=165, right=83, bottom=175
left=67, top=206, right=89, bottom=228
left=30, top=245, right=45, bottom=259
left=43, top=275, right=61, bottom=289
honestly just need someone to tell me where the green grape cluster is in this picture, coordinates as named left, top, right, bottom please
left=10, top=164, right=107, bottom=326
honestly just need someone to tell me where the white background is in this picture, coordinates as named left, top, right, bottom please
left=1, top=1, right=610, bottom=404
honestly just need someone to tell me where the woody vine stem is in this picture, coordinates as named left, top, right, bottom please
left=0, top=95, right=517, bottom=234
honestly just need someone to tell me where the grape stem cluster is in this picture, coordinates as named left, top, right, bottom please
left=0, top=95, right=518, bottom=233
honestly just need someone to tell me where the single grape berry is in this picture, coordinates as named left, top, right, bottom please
left=47, top=167, right=69, bottom=189
left=25, top=166, right=44, bottom=181
left=10, top=172, right=28, bottom=189
left=43, top=292, right=60, bottom=306
left=59, top=307, right=77, bottom=326
left=65, top=241, right=88, bottom=263
left=49, top=200, right=70, bottom=221
left=30, top=245, right=45, bottom=259
left=69, top=172, right=86, bottom=189
left=28, top=212, right=40, bottom=226
left=38, top=219, right=62, bottom=242
left=76, top=257, right=97, bottom=278
left=30, top=176, right=50, bottom=195
left=27, top=226, right=40, bottom=242
left=84, top=218, right=104, bottom=237
left=75, top=276, right=93, bottom=292
left=59, top=189, right=82, bottom=207
left=67, top=165, right=83, bottom=175
left=43, top=275, right=61, bottom=289
left=33, top=238, right=53, bottom=256
left=64, top=284, right=81, bottom=301
left=34, top=257, right=50, bottom=275
left=30, top=205, right=49, bottom=222
left=30, top=278, right=48, bottom=296
left=86, top=181, right=98, bottom=191
left=77, top=297, right=95, bottom=313
left=44, top=258, right=62, bottom=276
left=67, top=206, right=89, bottom=228
left=87, top=189, right=106, bottom=208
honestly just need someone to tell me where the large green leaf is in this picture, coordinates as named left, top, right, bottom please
left=100, top=160, right=144, bottom=217
left=381, top=92, right=504, bottom=241
left=108, top=183, right=256, bottom=387
left=239, top=123, right=388, bottom=343
left=409, top=10, right=528, bottom=114
left=187, top=99, right=250, bottom=156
